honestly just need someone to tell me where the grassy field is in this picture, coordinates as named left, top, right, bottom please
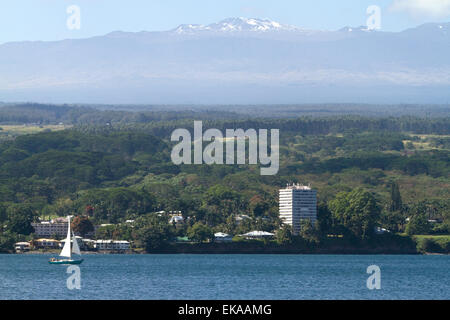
left=405, top=134, right=450, bottom=151
left=0, top=124, right=70, bottom=141
left=0, top=124, right=69, bottom=134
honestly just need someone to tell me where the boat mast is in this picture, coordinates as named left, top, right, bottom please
left=67, top=216, right=72, bottom=259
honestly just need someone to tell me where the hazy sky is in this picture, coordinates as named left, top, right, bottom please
left=1, top=0, right=450, bottom=43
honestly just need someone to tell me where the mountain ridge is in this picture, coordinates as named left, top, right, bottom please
left=1, top=17, right=450, bottom=104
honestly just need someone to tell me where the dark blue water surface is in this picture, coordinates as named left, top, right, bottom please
left=0, top=254, right=448, bottom=300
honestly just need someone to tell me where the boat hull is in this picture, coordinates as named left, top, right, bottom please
left=49, top=259, right=84, bottom=265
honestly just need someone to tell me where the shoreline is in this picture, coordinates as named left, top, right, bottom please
left=9, top=249, right=448, bottom=255
left=15, top=250, right=134, bottom=255
left=7, top=251, right=449, bottom=255
left=7, top=237, right=449, bottom=255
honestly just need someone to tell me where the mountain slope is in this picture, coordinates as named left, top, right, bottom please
left=1, top=18, right=450, bottom=104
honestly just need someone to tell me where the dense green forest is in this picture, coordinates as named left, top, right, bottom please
left=0, top=103, right=449, bottom=125
left=0, top=104, right=449, bottom=253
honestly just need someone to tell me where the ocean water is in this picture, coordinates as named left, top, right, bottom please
left=0, top=254, right=448, bottom=300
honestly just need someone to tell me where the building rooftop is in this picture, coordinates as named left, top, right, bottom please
left=214, top=232, right=231, bottom=237
left=94, top=240, right=130, bottom=244
left=169, top=216, right=184, bottom=223
left=282, top=183, right=312, bottom=190
left=241, top=231, right=274, bottom=237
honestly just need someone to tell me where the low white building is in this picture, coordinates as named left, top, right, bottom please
left=374, top=227, right=391, bottom=235
left=214, top=232, right=233, bottom=242
left=169, top=215, right=184, bottom=226
left=34, top=238, right=60, bottom=249
left=15, top=242, right=31, bottom=252
left=94, top=240, right=131, bottom=251
left=240, top=231, right=274, bottom=239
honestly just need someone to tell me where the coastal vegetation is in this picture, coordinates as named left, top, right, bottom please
left=0, top=103, right=448, bottom=254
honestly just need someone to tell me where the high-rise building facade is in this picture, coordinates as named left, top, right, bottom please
left=279, top=184, right=317, bottom=235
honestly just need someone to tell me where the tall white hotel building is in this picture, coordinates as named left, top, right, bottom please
left=279, top=184, right=317, bottom=235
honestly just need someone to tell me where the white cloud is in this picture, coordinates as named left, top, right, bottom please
left=390, top=0, right=450, bottom=19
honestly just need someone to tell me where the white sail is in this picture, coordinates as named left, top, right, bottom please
left=59, top=216, right=71, bottom=258
left=72, top=233, right=81, bottom=255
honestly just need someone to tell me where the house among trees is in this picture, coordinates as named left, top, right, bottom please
left=214, top=232, right=233, bottom=242
left=240, top=231, right=275, bottom=239
left=94, top=240, right=131, bottom=251
left=14, top=242, right=30, bottom=252
left=169, top=215, right=184, bottom=227
left=33, top=238, right=60, bottom=249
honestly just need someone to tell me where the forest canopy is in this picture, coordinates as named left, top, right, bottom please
left=0, top=103, right=448, bottom=252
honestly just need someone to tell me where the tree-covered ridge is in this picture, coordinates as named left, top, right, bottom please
left=73, top=116, right=450, bottom=137
left=0, top=103, right=245, bottom=125
left=1, top=103, right=450, bottom=126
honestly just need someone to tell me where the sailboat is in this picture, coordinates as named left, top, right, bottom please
left=49, top=216, right=84, bottom=265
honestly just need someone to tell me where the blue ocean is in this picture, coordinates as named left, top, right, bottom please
left=0, top=254, right=448, bottom=300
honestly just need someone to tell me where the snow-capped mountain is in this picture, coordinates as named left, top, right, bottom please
left=1, top=18, right=450, bottom=104
left=172, top=17, right=303, bottom=34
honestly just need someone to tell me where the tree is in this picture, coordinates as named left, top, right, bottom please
left=317, top=202, right=332, bottom=237
left=53, top=198, right=75, bottom=217
left=71, top=216, right=94, bottom=237
left=380, top=210, right=404, bottom=233
left=0, top=203, right=7, bottom=232
left=200, top=205, right=226, bottom=227
left=328, top=189, right=380, bottom=239
left=406, top=214, right=432, bottom=235
left=276, top=225, right=293, bottom=244
left=85, top=205, right=94, bottom=217
left=76, top=188, right=155, bottom=223
left=96, top=224, right=133, bottom=240
left=234, top=217, right=254, bottom=235
left=0, top=231, right=16, bottom=253
left=187, top=222, right=214, bottom=243
left=405, top=201, right=434, bottom=235
left=6, top=204, right=35, bottom=235
left=249, top=195, right=269, bottom=217
left=202, top=185, right=244, bottom=220
left=389, top=181, right=403, bottom=212
left=95, top=225, right=115, bottom=239
left=299, top=220, right=320, bottom=242
left=133, top=215, right=175, bottom=251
